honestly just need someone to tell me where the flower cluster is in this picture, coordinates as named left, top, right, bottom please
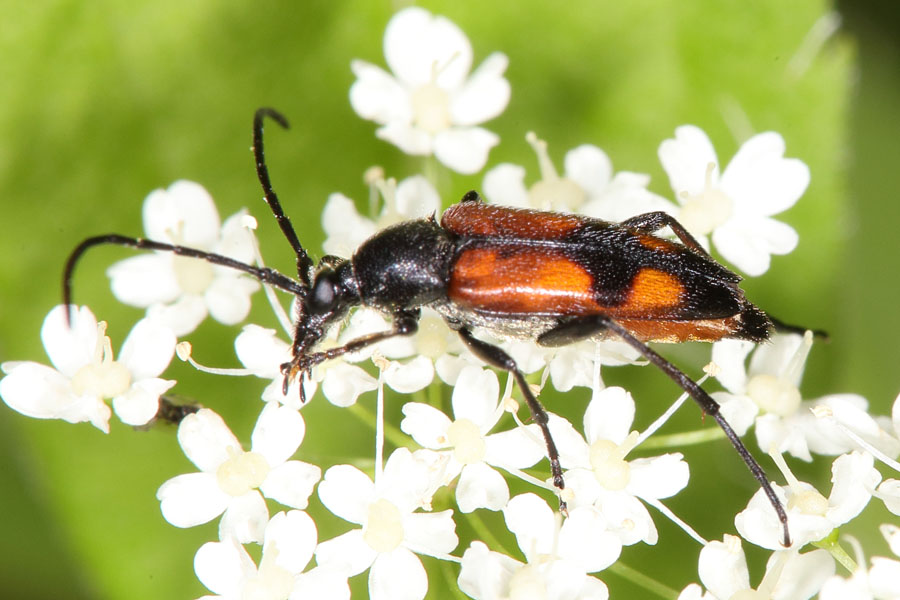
left=2, top=6, right=898, bottom=600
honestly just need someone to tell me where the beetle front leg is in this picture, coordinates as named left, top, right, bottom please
left=282, top=309, right=420, bottom=398
left=456, top=328, right=567, bottom=514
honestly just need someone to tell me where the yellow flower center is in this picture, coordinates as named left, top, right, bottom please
left=70, top=322, right=132, bottom=398
left=173, top=254, right=215, bottom=295
left=746, top=374, right=801, bottom=417
left=363, top=498, right=405, bottom=553
left=525, top=132, right=586, bottom=211
left=216, top=450, right=270, bottom=497
left=446, top=418, right=486, bottom=465
left=411, top=82, right=452, bottom=134
left=678, top=162, right=733, bottom=236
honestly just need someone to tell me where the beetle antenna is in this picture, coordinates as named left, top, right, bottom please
left=253, top=108, right=314, bottom=287
left=62, top=234, right=305, bottom=325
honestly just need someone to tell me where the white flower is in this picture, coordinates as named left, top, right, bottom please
left=234, top=324, right=323, bottom=408
left=400, top=365, right=545, bottom=512
left=735, top=451, right=881, bottom=550
left=658, top=125, right=809, bottom=275
left=107, top=180, right=260, bottom=336
left=819, top=525, right=900, bottom=600
left=0, top=305, right=176, bottom=432
left=194, top=510, right=349, bottom=600
left=457, top=493, right=618, bottom=600
left=157, top=405, right=321, bottom=544
left=483, top=132, right=674, bottom=218
left=677, top=534, right=833, bottom=600
left=550, top=386, right=690, bottom=545
left=315, top=448, right=458, bottom=600
left=349, top=7, right=509, bottom=174
left=712, top=332, right=899, bottom=462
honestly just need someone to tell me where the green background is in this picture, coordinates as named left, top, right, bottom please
left=0, top=0, right=897, bottom=598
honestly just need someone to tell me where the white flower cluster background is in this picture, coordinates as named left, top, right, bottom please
left=1, top=2, right=899, bottom=600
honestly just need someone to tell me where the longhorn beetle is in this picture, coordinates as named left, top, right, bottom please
left=64, top=107, right=802, bottom=546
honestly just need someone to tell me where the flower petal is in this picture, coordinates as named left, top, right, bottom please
left=369, top=549, right=428, bottom=600
left=261, top=461, right=321, bottom=509
left=178, top=408, right=242, bottom=472
left=194, top=539, right=256, bottom=595
left=720, top=132, right=809, bottom=217
left=235, top=325, right=291, bottom=378
left=41, top=305, right=98, bottom=377
left=143, top=180, right=220, bottom=247
left=349, top=60, right=413, bottom=125
left=712, top=217, right=798, bottom=277
left=503, top=493, right=556, bottom=561
left=433, top=127, right=499, bottom=174
left=118, top=318, right=176, bottom=380
left=316, top=529, right=376, bottom=577
left=384, top=356, right=434, bottom=393
left=697, top=535, right=750, bottom=600
left=112, top=377, right=175, bottom=426
left=564, top=144, right=613, bottom=197
left=401, top=402, right=452, bottom=449
left=395, top=175, right=442, bottom=218
left=251, top=402, right=305, bottom=466
left=318, top=464, right=375, bottom=524
left=205, top=275, right=258, bottom=326
left=143, top=294, right=207, bottom=337
left=384, top=7, right=472, bottom=89
left=658, top=125, right=719, bottom=197
left=559, top=506, right=622, bottom=572
left=628, top=454, right=689, bottom=500
left=264, top=510, right=317, bottom=574
left=321, top=363, right=378, bottom=407
left=451, top=365, right=499, bottom=429
left=483, top=163, right=530, bottom=207
left=107, top=254, right=181, bottom=308
left=157, top=472, right=228, bottom=528
left=403, top=509, right=458, bottom=556
left=456, top=463, right=509, bottom=513
left=584, top=386, right=634, bottom=445
left=450, top=52, right=510, bottom=126
left=219, top=490, right=269, bottom=544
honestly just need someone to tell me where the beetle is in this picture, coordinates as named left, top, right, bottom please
left=64, top=107, right=797, bottom=546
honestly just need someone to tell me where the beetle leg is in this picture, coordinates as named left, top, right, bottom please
left=621, top=211, right=710, bottom=257
left=456, top=327, right=568, bottom=514
left=535, top=313, right=792, bottom=546
left=281, top=309, right=421, bottom=398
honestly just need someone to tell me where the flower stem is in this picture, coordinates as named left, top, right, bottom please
left=345, top=400, right=412, bottom=451
left=812, top=535, right=858, bottom=573
left=638, top=426, right=726, bottom=450
left=607, top=562, right=679, bottom=599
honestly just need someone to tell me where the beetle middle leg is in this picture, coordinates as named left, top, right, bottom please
left=621, top=211, right=709, bottom=257
left=456, top=327, right=567, bottom=512
left=538, top=314, right=792, bottom=546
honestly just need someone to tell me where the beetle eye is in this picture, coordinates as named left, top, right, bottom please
left=310, top=278, right=336, bottom=312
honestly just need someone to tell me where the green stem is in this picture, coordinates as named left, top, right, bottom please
left=345, top=401, right=412, bottom=451
left=427, top=378, right=444, bottom=409
left=812, top=536, right=858, bottom=573
left=465, top=509, right=511, bottom=556
left=638, top=427, right=726, bottom=450
left=607, top=562, right=679, bottom=599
